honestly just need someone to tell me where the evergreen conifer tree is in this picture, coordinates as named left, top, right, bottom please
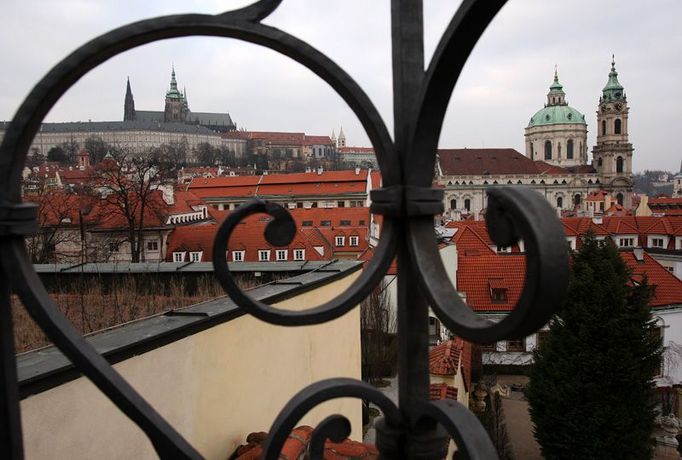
left=526, top=233, right=662, bottom=459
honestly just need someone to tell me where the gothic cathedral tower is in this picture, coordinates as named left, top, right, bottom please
left=592, top=56, right=634, bottom=207
left=164, top=66, right=188, bottom=122
left=123, top=77, right=136, bottom=121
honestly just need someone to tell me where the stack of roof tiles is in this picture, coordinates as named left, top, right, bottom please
left=232, top=426, right=378, bottom=460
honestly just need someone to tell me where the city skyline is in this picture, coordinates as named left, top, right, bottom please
left=1, top=0, right=681, bottom=172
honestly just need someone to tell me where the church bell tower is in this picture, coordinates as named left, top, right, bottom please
left=592, top=56, right=634, bottom=206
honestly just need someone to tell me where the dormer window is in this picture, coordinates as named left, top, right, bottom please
left=488, top=278, right=508, bottom=303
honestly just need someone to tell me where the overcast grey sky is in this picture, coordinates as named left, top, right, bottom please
left=1, top=1, right=680, bottom=172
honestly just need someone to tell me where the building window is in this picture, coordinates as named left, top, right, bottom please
left=302, top=220, right=313, bottom=227
left=340, top=220, right=351, bottom=226
left=652, top=238, right=665, bottom=248
left=232, top=250, right=244, bottom=262
left=557, top=196, right=563, bottom=208
left=190, top=251, right=202, bottom=262
left=544, top=140, right=552, bottom=160
left=567, top=139, right=574, bottom=159
left=537, top=330, right=550, bottom=348
left=479, top=342, right=496, bottom=351
left=464, top=198, right=471, bottom=212
left=359, top=219, right=366, bottom=226
left=574, top=194, right=581, bottom=207
left=507, top=339, right=525, bottom=352
left=490, top=287, right=508, bottom=303
left=146, top=240, right=159, bottom=251
left=109, top=242, right=120, bottom=253
left=496, top=246, right=510, bottom=253
left=276, top=249, right=287, bottom=261
left=320, top=220, right=331, bottom=227
left=602, top=120, right=607, bottom=135
left=616, top=193, right=624, bottom=206
left=335, top=236, right=345, bottom=246
left=337, top=201, right=345, bottom=208
left=450, top=199, right=457, bottom=210
left=597, top=157, right=603, bottom=167
left=615, top=118, right=622, bottom=134
left=619, top=238, right=635, bottom=248
left=616, top=156, right=624, bottom=173
left=297, top=202, right=303, bottom=208
left=530, top=142, right=534, bottom=159
left=293, top=249, right=305, bottom=261
left=258, top=250, right=271, bottom=261
left=349, top=236, right=359, bottom=247
left=173, top=252, right=184, bottom=262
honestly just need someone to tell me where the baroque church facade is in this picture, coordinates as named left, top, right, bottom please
left=439, top=58, right=634, bottom=219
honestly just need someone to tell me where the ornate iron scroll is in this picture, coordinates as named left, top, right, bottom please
left=0, top=0, right=569, bottom=458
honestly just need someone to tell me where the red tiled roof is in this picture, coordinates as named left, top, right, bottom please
left=621, top=251, right=682, bottom=308
left=304, top=135, right=333, bottom=145
left=439, top=148, right=545, bottom=175
left=586, top=190, right=610, bottom=201
left=457, top=254, right=526, bottom=312
left=429, top=383, right=458, bottom=401
left=165, top=216, right=331, bottom=262
left=429, top=338, right=463, bottom=376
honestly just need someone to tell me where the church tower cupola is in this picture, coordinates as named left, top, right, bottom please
left=592, top=55, right=634, bottom=207
left=546, top=67, right=567, bottom=106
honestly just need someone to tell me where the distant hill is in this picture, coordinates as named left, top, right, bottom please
left=633, top=170, right=674, bottom=197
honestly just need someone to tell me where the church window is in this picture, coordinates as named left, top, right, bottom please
left=616, top=156, right=624, bottom=173
left=615, top=118, right=622, bottom=134
left=544, top=140, right=552, bottom=160
left=574, top=194, right=581, bottom=206
left=450, top=199, right=457, bottom=210
left=558, top=142, right=561, bottom=158
left=616, top=193, right=624, bottom=206
left=567, top=139, right=574, bottom=159
left=602, top=120, right=607, bottom=135
left=557, top=196, right=563, bottom=208
left=597, top=157, right=603, bottom=168
left=530, top=143, right=534, bottom=158
left=464, top=199, right=471, bottom=212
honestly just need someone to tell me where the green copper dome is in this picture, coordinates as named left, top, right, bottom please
left=527, top=105, right=586, bottom=127
left=527, top=68, right=586, bottom=128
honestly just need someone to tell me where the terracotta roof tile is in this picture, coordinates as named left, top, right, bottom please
left=429, top=383, right=458, bottom=401
left=429, top=338, right=463, bottom=375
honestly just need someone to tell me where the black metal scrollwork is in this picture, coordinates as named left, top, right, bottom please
left=0, top=0, right=569, bottom=458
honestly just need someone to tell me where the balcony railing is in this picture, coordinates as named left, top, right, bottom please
left=0, top=0, right=569, bottom=458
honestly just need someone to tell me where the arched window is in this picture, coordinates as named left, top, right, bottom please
left=616, top=156, right=624, bottom=173
left=464, top=198, right=471, bottom=212
left=557, top=196, right=563, bottom=208
left=544, top=140, right=552, bottom=160
left=614, top=118, right=622, bottom=134
left=558, top=142, right=562, bottom=158
left=616, top=193, right=624, bottom=206
left=567, top=139, right=574, bottom=159
left=450, top=199, right=457, bottom=210
left=574, top=194, right=581, bottom=206
left=597, top=157, right=603, bottom=167
left=602, top=120, right=607, bottom=135
left=530, top=143, right=534, bottom=159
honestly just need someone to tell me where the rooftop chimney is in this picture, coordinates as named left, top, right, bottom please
left=355, top=167, right=361, bottom=175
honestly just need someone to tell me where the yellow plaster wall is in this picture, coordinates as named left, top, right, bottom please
left=20, top=270, right=362, bottom=459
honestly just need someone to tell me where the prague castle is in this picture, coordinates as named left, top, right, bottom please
left=2, top=68, right=237, bottom=157
left=439, top=57, right=634, bottom=218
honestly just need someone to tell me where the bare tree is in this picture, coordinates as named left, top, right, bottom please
left=25, top=180, right=84, bottom=263
left=93, top=151, right=169, bottom=263
left=360, top=281, right=397, bottom=384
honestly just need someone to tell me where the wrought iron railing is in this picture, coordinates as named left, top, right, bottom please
left=0, top=0, right=569, bottom=458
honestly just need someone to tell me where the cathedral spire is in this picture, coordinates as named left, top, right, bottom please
left=123, top=76, right=136, bottom=121
left=170, top=65, right=178, bottom=91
